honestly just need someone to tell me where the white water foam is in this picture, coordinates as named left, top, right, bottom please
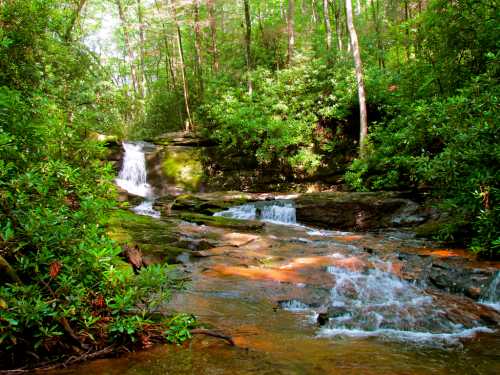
left=214, top=200, right=297, bottom=225
left=480, top=271, right=500, bottom=311
left=116, top=142, right=160, bottom=218
left=281, top=251, right=496, bottom=346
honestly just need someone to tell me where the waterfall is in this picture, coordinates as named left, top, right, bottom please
left=116, top=142, right=160, bottom=219
left=480, top=271, right=500, bottom=311
left=213, top=200, right=297, bottom=225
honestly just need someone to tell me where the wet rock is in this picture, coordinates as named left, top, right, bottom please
left=171, top=194, right=249, bottom=215
left=317, top=306, right=350, bottom=326
left=295, top=192, right=424, bottom=230
left=179, top=212, right=265, bottom=231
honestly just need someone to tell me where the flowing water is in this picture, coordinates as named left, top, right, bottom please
left=115, top=142, right=160, bottom=218
left=53, top=200, right=500, bottom=374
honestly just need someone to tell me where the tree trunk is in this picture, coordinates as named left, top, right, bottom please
left=332, top=0, right=343, bottom=51
left=116, top=0, right=139, bottom=97
left=193, top=0, right=204, bottom=97
left=323, top=0, right=332, bottom=50
left=345, top=0, right=368, bottom=154
left=243, top=0, right=253, bottom=95
left=207, top=0, right=219, bottom=72
left=287, top=0, right=295, bottom=65
left=65, top=0, right=87, bottom=42
left=136, top=0, right=147, bottom=98
left=311, top=0, right=318, bottom=23
left=172, top=0, right=193, bottom=131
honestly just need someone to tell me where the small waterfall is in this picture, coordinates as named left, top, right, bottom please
left=116, top=142, right=160, bottom=218
left=480, top=271, right=500, bottom=311
left=213, top=200, right=297, bottom=225
left=315, top=259, right=493, bottom=345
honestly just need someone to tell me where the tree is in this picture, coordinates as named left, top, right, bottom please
left=323, top=0, right=332, bottom=50
left=207, top=0, right=219, bottom=72
left=243, top=0, right=252, bottom=95
left=287, top=0, right=295, bottom=65
left=345, top=0, right=367, bottom=153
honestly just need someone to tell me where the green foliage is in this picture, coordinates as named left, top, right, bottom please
left=347, top=68, right=499, bottom=256
left=0, top=1, right=183, bottom=367
left=198, top=61, right=359, bottom=175
left=163, top=313, right=196, bottom=345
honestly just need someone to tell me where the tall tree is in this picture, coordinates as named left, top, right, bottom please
left=64, top=0, right=87, bottom=42
left=207, top=0, right=219, bottom=72
left=116, top=0, right=140, bottom=98
left=287, top=0, right=295, bottom=65
left=172, top=0, right=193, bottom=131
left=243, top=0, right=252, bottom=95
left=193, top=0, right=204, bottom=97
left=323, top=0, right=332, bottom=50
left=136, top=0, right=147, bottom=97
left=345, top=0, right=367, bottom=153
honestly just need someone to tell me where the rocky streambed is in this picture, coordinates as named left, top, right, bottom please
left=60, top=138, right=500, bottom=375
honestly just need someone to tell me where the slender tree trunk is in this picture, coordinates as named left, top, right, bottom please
left=172, top=0, right=193, bottom=131
left=345, top=0, right=368, bottom=153
left=243, top=0, right=253, bottom=95
left=136, top=0, right=147, bottom=98
left=287, top=0, right=295, bottom=65
left=323, top=0, right=332, bottom=50
left=193, top=0, right=204, bottom=97
left=207, top=0, right=219, bottom=72
left=332, top=0, right=343, bottom=51
left=116, top=0, right=139, bottom=97
left=372, top=0, right=385, bottom=68
left=311, top=0, right=318, bottom=23
left=65, top=0, right=87, bottom=42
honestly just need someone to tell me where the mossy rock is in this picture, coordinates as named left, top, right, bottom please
left=106, top=209, right=188, bottom=264
left=171, top=194, right=249, bottom=215
left=179, top=212, right=264, bottom=231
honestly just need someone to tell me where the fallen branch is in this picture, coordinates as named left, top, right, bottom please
left=190, top=328, right=235, bottom=346
left=0, top=255, right=22, bottom=284
left=0, top=345, right=117, bottom=374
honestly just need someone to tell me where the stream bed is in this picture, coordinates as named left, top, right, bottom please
left=52, top=141, right=500, bottom=374
left=53, top=205, right=500, bottom=374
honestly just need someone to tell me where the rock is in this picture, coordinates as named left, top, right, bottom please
left=179, top=212, right=265, bottom=231
left=295, top=192, right=424, bottom=230
left=171, top=194, right=249, bottom=215
left=317, top=305, right=350, bottom=326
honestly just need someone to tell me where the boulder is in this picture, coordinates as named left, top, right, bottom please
left=295, top=192, right=426, bottom=230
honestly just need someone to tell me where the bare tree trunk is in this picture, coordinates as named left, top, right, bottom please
left=136, top=0, right=147, bottom=98
left=193, top=0, right=204, bottom=97
left=116, top=0, right=139, bottom=97
left=243, top=0, right=253, bottom=95
left=311, top=0, right=318, bottom=23
left=345, top=0, right=368, bottom=153
left=323, top=0, right=332, bottom=50
left=172, top=0, right=193, bottom=131
left=332, top=0, right=343, bottom=51
left=207, top=0, right=219, bottom=72
left=287, top=0, right=295, bottom=65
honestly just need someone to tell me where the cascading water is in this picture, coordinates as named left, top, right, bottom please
left=214, top=200, right=297, bottom=225
left=480, top=271, right=500, bottom=311
left=115, top=142, right=160, bottom=219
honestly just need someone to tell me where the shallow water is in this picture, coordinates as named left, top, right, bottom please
left=52, top=202, right=500, bottom=375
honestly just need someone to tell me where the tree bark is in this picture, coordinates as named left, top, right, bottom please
left=243, top=0, right=253, bottom=95
left=172, top=0, right=193, bottom=131
left=311, top=0, right=318, bottom=23
left=323, top=0, right=332, bottom=50
left=207, top=0, right=219, bottom=72
left=345, top=0, right=368, bottom=153
left=287, top=0, right=295, bottom=65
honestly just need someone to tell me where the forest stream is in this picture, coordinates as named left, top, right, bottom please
left=46, top=141, right=500, bottom=375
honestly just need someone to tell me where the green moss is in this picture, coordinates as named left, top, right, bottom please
left=180, top=212, right=264, bottom=231
left=162, top=148, right=204, bottom=192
